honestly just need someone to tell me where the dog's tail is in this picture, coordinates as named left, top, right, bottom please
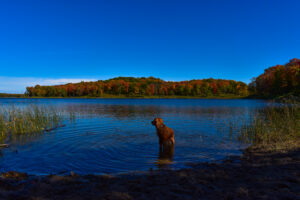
left=170, top=137, right=175, bottom=145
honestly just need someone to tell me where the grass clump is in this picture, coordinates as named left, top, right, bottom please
left=239, top=103, right=300, bottom=151
left=0, top=105, right=63, bottom=143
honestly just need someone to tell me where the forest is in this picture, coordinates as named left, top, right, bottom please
left=25, top=58, right=300, bottom=98
left=25, top=78, right=248, bottom=97
left=249, top=58, right=300, bottom=97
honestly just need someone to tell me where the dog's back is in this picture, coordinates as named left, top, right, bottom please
left=156, top=124, right=175, bottom=144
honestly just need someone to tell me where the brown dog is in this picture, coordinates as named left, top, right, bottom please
left=151, top=118, right=175, bottom=150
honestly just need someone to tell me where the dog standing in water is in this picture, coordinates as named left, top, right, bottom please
left=151, top=118, right=175, bottom=151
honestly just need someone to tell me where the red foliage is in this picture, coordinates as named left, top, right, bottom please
left=25, top=77, right=249, bottom=97
left=250, top=58, right=300, bottom=96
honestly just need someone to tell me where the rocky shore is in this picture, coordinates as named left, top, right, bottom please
left=0, top=147, right=299, bottom=200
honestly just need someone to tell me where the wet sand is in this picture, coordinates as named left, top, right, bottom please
left=0, top=147, right=299, bottom=200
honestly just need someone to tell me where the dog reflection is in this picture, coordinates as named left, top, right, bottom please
left=157, top=143, right=174, bottom=169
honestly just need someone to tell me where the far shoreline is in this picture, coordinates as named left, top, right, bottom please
left=0, top=94, right=252, bottom=100
left=1, top=94, right=296, bottom=101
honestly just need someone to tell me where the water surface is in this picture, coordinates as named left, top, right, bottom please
left=0, top=98, right=268, bottom=175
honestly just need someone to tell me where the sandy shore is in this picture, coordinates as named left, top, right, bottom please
left=0, top=147, right=299, bottom=200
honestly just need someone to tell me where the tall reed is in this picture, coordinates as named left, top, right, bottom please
left=238, top=102, right=300, bottom=150
left=0, top=105, right=63, bottom=143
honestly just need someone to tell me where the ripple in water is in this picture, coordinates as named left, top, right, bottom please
left=0, top=98, right=268, bottom=175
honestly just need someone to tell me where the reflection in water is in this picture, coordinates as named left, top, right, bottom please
left=63, top=103, right=250, bottom=119
left=157, top=144, right=174, bottom=169
left=0, top=98, right=269, bottom=175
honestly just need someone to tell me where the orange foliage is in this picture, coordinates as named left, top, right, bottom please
left=26, top=77, right=248, bottom=97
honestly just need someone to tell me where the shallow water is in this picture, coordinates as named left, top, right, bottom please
left=0, top=98, right=268, bottom=175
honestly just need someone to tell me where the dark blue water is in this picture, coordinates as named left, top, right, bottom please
left=0, top=98, right=268, bottom=175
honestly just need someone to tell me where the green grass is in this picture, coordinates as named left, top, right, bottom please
left=0, top=105, right=63, bottom=143
left=238, top=102, right=300, bottom=151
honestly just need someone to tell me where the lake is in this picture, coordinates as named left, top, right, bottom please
left=0, top=98, right=268, bottom=175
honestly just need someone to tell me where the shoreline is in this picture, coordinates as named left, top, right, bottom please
left=1, top=95, right=298, bottom=102
left=0, top=146, right=299, bottom=199
left=0, top=95, right=251, bottom=99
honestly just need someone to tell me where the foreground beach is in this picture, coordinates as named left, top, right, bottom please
left=0, top=146, right=299, bottom=200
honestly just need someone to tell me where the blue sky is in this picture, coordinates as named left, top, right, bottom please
left=0, top=0, right=300, bottom=93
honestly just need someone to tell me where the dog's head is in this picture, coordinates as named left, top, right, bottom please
left=151, top=118, right=164, bottom=126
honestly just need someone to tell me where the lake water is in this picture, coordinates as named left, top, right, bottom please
left=0, top=98, right=268, bottom=175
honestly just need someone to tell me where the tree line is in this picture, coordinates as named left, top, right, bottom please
left=249, top=58, right=300, bottom=97
left=25, top=77, right=248, bottom=97
left=25, top=58, right=300, bottom=98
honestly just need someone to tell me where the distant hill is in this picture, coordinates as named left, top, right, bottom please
left=249, top=58, right=300, bottom=98
left=25, top=77, right=248, bottom=98
left=20, top=58, right=300, bottom=99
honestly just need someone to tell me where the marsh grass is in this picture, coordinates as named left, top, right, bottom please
left=0, top=105, right=63, bottom=143
left=238, top=103, right=300, bottom=151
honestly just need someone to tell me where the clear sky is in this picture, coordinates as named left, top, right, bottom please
left=0, top=0, right=300, bottom=93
